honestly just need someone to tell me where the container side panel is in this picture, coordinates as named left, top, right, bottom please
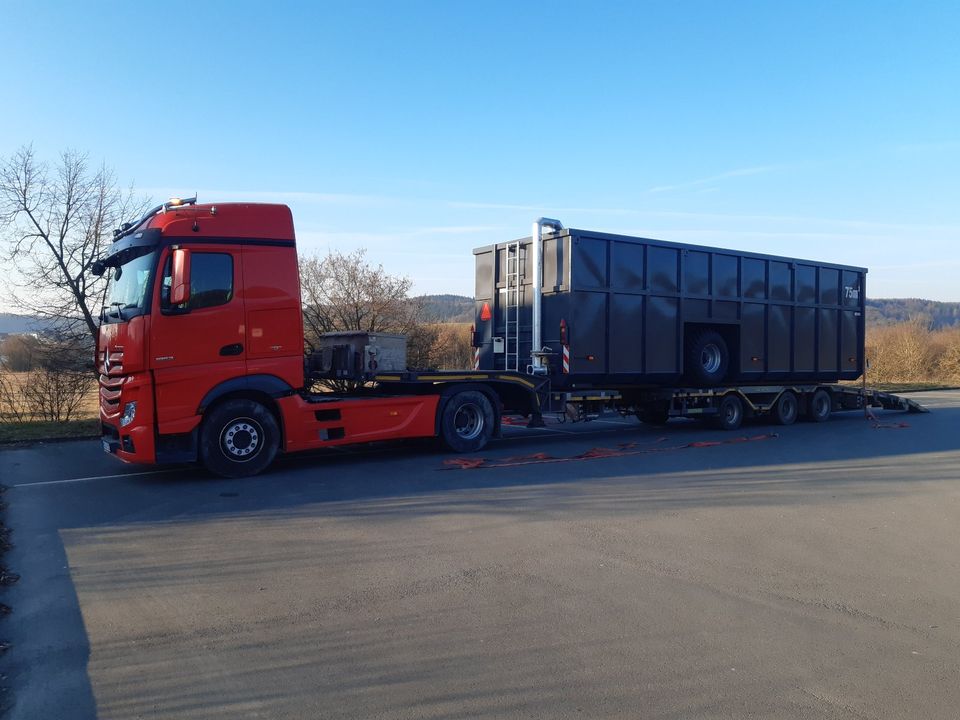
left=795, top=307, right=816, bottom=372
left=572, top=236, right=608, bottom=289
left=648, top=246, right=679, bottom=294
left=714, top=254, right=739, bottom=297
left=770, top=261, right=792, bottom=301
left=646, top=296, right=678, bottom=373
left=543, top=236, right=564, bottom=291
left=819, top=268, right=840, bottom=305
left=609, top=294, right=644, bottom=373
left=714, top=300, right=739, bottom=320
left=475, top=250, right=494, bottom=300
left=541, top=293, right=568, bottom=349
left=818, top=308, right=838, bottom=372
left=474, top=250, right=496, bottom=369
left=842, top=270, right=862, bottom=308
left=743, top=258, right=767, bottom=299
left=768, top=304, right=792, bottom=372
left=797, top=265, right=817, bottom=304
left=570, top=291, right=608, bottom=373
left=741, top=303, right=765, bottom=375
left=611, top=241, right=644, bottom=291
left=522, top=241, right=534, bottom=284
left=684, top=251, right=710, bottom=295
left=841, top=310, right=860, bottom=375
left=683, top=299, right=710, bottom=323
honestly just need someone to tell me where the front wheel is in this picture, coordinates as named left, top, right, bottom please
left=200, top=399, right=280, bottom=477
left=440, top=390, right=495, bottom=453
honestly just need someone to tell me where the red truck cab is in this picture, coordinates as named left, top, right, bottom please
left=96, top=198, right=499, bottom=477
left=97, top=199, right=307, bottom=469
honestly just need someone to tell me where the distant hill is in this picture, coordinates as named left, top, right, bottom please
left=5, top=299, right=958, bottom=334
left=0, top=313, right=52, bottom=336
left=418, top=296, right=960, bottom=329
left=866, top=299, right=960, bottom=330
left=416, top=294, right=474, bottom=323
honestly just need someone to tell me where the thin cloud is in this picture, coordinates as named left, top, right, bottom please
left=647, top=165, right=782, bottom=193
left=448, top=200, right=638, bottom=215
left=138, top=188, right=392, bottom=206
left=894, top=141, right=960, bottom=153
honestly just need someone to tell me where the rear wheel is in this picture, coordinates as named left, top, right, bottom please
left=773, top=391, right=799, bottom=426
left=440, top=390, right=495, bottom=453
left=715, top=394, right=744, bottom=431
left=687, top=330, right=730, bottom=386
left=200, top=399, right=280, bottom=477
left=807, top=388, right=832, bottom=423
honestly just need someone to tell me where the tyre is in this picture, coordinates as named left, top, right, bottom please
left=200, top=399, right=280, bottom=477
left=773, top=390, right=799, bottom=426
left=439, top=390, right=495, bottom=453
left=686, top=330, right=730, bottom=386
left=806, top=388, right=832, bottom=423
left=715, top=394, right=744, bottom=431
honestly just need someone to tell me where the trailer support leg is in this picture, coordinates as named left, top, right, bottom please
left=527, top=411, right=546, bottom=428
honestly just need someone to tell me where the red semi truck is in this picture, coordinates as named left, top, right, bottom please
left=93, top=198, right=923, bottom=477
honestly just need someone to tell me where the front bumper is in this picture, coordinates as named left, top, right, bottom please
left=99, top=372, right=156, bottom=464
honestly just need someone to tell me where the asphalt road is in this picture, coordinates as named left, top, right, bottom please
left=1, top=391, right=959, bottom=719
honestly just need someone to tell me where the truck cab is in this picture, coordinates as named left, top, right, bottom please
left=96, top=199, right=304, bottom=468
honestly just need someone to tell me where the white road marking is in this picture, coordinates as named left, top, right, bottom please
left=13, top=469, right=179, bottom=488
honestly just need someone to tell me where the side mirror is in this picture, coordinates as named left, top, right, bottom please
left=170, top=248, right=191, bottom=306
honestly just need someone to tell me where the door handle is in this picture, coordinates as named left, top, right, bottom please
left=219, top=343, right=244, bottom=356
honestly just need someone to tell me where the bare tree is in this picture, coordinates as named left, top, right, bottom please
left=300, top=248, right=426, bottom=348
left=0, top=145, right=148, bottom=357
left=0, top=334, right=41, bottom=372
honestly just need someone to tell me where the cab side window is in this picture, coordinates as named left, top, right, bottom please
left=161, top=252, right=234, bottom=311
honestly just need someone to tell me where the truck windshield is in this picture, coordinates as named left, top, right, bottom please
left=101, top=248, right=158, bottom=323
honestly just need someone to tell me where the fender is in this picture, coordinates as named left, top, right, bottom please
left=196, top=374, right=295, bottom=415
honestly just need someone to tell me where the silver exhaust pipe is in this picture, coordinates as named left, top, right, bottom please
left=530, top=217, right=564, bottom=373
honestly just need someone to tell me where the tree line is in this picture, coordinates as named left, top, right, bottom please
left=1, top=146, right=957, bottom=425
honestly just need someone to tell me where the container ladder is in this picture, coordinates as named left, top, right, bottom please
left=504, top=241, right=523, bottom=371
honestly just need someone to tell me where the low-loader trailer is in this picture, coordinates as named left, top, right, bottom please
left=93, top=199, right=925, bottom=477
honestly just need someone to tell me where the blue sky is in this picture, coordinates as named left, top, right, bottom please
left=3, top=1, right=959, bottom=300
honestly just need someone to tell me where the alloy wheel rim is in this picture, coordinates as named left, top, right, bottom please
left=221, top=417, right=262, bottom=461
left=454, top=403, right=484, bottom=440
left=701, top=344, right=722, bottom=374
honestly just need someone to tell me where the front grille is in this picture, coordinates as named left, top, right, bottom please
left=98, top=348, right=127, bottom=413
left=99, top=374, right=123, bottom=410
left=98, top=349, right=125, bottom=377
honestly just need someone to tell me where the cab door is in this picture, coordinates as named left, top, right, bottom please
left=150, top=245, right=246, bottom=434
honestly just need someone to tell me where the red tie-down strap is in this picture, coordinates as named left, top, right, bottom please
left=865, top=407, right=910, bottom=429
left=441, top=433, right=779, bottom=470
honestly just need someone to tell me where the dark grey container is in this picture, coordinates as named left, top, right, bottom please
left=473, top=228, right=866, bottom=386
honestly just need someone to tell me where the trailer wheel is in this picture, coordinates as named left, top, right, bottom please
left=715, top=394, right=744, bottom=431
left=200, top=399, right=280, bottom=478
left=440, top=390, right=494, bottom=453
left=687, top=330, right=730, bottom=385
left=773, top=391, right=799, bottom=426
left=806, top=389, right=832, bottom=423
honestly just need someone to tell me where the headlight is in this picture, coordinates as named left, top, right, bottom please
left=120, top=401, right=138, bottom=427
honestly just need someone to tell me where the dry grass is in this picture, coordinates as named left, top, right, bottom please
left=866, top=321, right=960, bottom=385
left=0, top=370, right=98, bottom=442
